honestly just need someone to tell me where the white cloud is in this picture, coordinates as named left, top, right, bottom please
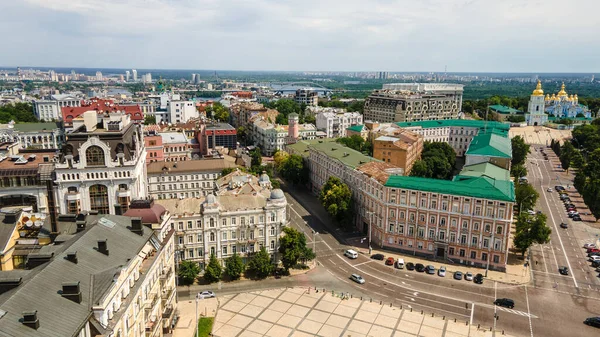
left=0, top=0, right=598, bottom=71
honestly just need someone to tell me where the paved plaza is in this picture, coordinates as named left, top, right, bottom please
left=211, top=287, right=516, bottom=337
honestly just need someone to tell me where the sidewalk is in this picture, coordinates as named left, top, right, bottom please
left=172, top=297, right=219, bottom=337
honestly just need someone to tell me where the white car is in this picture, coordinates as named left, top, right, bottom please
left=589, top=256, right=600, bottom=262
left=584, top=243, right=597, bottom=249
left=197, top=291, right=216, bottom=299
left=547, top=188, right=553, bottom=192
left=438, top=266, right=446, bottom=277
left=465, top=272, right=474, bottom=281
left=350, top=274, right=365, bottom=284
left=527, top=210, right=536, bottom=215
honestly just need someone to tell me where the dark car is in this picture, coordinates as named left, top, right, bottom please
left=555, top=185, right=565, bottom=191
left=584, top=317, right=600, bottom=328
left=592, top=260, right=600, bottom=268
left=371, top=253, right=385, bottom=260
left=559, top=266, right=569, bottom=275
left=425, top=265, right=435, bottom=274
left=573, top=215, right=582, bottom=221
left=474, top=273, right=484, bottom=284
left=494, top=298, right=515, bottom=309
left=453, top=271, right=463, bottom=280
left=588, top=252, right=600, bottom=257
left=406, top=262, right=415, bottom=270
left=385, top=257, right=395, bottom=266
left=415, top=263, right=425, bottom=272
left=560, top=222, right=568, bottom=229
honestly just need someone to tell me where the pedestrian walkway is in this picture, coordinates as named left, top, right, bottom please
left=210, top=287, right=517, bottom=337
left=173, top=297, right=219, bottom=337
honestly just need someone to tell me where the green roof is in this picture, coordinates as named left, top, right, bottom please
left=286, top=138, right=335, bottom=158
left=308, top=141, right=380, bottom=169
left=347, top=124, right=365, bottom=132
left=465, top=133, right=512, bottom=158
left=385, top=175, right=515, bottom=202
left=489, top=105, right=521, bottom=114
left=396, top=119, right=511, bottom=132
left=13, top=122, right=62, bottom=132
left=457, top=162, right=510, bottom=181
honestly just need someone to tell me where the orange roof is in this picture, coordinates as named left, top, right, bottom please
left=356, top=161, right=401, bottom=184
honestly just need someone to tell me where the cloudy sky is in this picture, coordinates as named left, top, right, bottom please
left=1, top=0, right=598, bottom=72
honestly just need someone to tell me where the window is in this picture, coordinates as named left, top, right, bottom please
left=460, top=235, right=467, bottom=244
left=498, top=209, right=505, bottom=219
left=259, top=229, right=264, bottom=237
left=209, top=233, right=215, bottom=242
left=473, top=222, right=480, bottom=231
left=459, top=249, right=465, bottom=257
left=389, top=224, right=394, bottom=232
left=222, top=232, right=227, bottom=240
left=398, top=225, right=404, bottom=234
left=222, top=246, right=227, bottom=255
left=471, top=237, right=478, bottom=246
left=270, top=240, right=275, bottom=250
left=482, top=252, right=488, bottom=262
left=493, top=255, right=500, bottom=263
left=89, top=184, right=109, bottom=214
left=270, top=226, right=275, bottom=236
left=418, top=227, right=424, bottom=238
left=496, top=226, right=503, bottom=235
left=470, top=251, right=477, bottom=259
left=188, top=249, right=194, bottom=258
left=187, top=221, right=193, bottom=229
left=419, top=215, right=425, bottom=222
left=462, top=220, right=468, bottom=229
left=232, top=245, right=237, bottom=254
left=399, top=211, right=405, bottom=219
left=417, top=241, right=423, bottom=249
left=86, top=146, right=105, bottom=166
left=222, top=219, right=226, bottom=227
left=178, top=237, right=183, bottom=244
left=485, top=224, right=491, bottom=232
left=231, top=218, right=236, bottom=225
left=67, top=199, right=80, bottom=214
left=440, top=218, right=446, bottom=226
left=429, top=229, right=434, bottom=239
left=197, top=234, right=202, bottom=242
left=439, top=231, right=445, bottom=240
left=231, top=230, right=236, bottom=239
left=448, top=247, right=455, bottom=256
left=430, top=216, right=436, bottom=224
left=210, top=218, right=215, bottom=227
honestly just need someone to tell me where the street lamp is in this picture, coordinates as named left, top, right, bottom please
left=195, top=293, right=199, bottom=337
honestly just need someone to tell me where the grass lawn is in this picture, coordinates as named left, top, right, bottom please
left=197, top=317, right=214, bottom=337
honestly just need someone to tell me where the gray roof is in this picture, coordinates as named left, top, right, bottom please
left=0, top=214, right=154, bottom=337
left=0, top=210, right=20, bottom=254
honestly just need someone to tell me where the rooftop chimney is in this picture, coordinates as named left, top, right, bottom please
left=97, top=240, right=109, bottom=255
left=131, top=217, right=143, bottom=235
left=0, top=277, right=22, bottom=295
left=22, top=311, right=39, bottom=330
left=65, top=251, right=78, bottom=264
left=61, top=281, right=82, bottom=303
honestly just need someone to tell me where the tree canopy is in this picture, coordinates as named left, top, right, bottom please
left=178, top=260, right=200, bottom=286
left=559, top=141, right=575, bottom=172
left=0, top=103, right=37, bottom=123
left=225, top=253, right=245, bottom=280
left=278, top=227, right=316, bottom=271
left=336, top=135, right=373, bottom=156
left=319, top=177, right=353, bottom=225
left=511, top=135, right=530, bottom=166
left=510, top=164, right=527, bottom=179
left=205, top=102, right=230, bottom=122
left=267, top=99, right=305, bottom=125
left=513, top=213, right=551, bottom=256
left=410, top=141, right=456, bottom=180
left=203, top=253, right=222, bottom=283
left=279, top=154, right=308, bottom=185
left=515, top=182, right=539, bottom=213
left=247, top=247, right=273, bottom=279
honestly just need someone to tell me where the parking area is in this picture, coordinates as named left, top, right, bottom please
left=211, top=287, right=518, bottom=337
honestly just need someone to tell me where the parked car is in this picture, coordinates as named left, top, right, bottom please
left=415, top=263, right=426, bottom=272
left=587, top=248, right=600, bottom=253
left=350, top=274, right=365, bottom=284
left=438, top=266, right=446, bottom=277
left=560, top=222, right=568, bottom=229
left=494, top=298, right=515, bottom=309
left=425, top=265, right=436, bottom=274
left=527, top=210, right=536, bottom=215
left=589, top=256, right=600, bottom=262
left=555, top=185, right=565, bottom=191
left=593, top=260, right=600, bottom=268
left=395, top=258, right=405, bottom=269
left=559, top=266, right=569, bottom=275
left=573, top=215, right=582, bottom=221
left=465, top=272, right=474, bottom=281
left=406, top=262, right=415, bottom=271
left=453, top=271, right=463, bottom=280
left=584, top=243, right=597, bottom=249
left=371, top=253, right=385, bottom=260
left=474, top=273, right=484, bottom=284
left=197, top=291, right=216, bottom=299
left=583, top=317, right=600, bottom=328
left=587, top=252, right=600, bottom=257
left=385, top=257, right=395, bottom=266
left=547, top=188, right=553, bottom=192
left=568, top=212, right=579, bottom=218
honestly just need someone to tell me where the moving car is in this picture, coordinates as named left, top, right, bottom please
left=583, top=317, right=600, bottom=328
left=560, top=222, right=568, bottom=229
left=559, top=266, right=569, bottom=275
left=406, top=262, right=415, bottom=270
left=474, top=273, right=484, bottom=284
left=494, top=298, right=515, bottom=309
left=425, top=265, right=436, bottom=274
left=344, top=249, right=359, bottom=259
left=385, top=257, right=395, bottom=266
left=465, top=272, right=474, bottom=281
left=197, top=291, right=216, bottom=299
left=438, top=266, right=446, bottom=277
left=350, top=274, right=366, bottom=284
left=371, top=253, right=385, bottom=260
left=453, top=271, right=463, bottom=280
left=547, top=187, right=553, bottom=192
left=415, top=263, right=425, bottom=272
left=527, top=210, right=536, bottom=215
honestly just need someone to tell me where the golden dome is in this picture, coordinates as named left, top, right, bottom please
left=532, top=80, right=544, bottom=96
left=557, top=82, right=567, bottom=97
left=545, top=94, right=550, bottom=100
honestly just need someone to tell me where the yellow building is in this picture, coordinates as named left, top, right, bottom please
left=372, top=129, right=423, bottom=175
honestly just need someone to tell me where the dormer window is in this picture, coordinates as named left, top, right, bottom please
left=86, top=146, right=105, bottom=166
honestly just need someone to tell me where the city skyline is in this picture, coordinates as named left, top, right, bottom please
left=1, top=0, right=599, bottom=72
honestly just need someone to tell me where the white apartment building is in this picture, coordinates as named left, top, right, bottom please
left=33, top=94, right=82, bottom=121
left=161, top=132, right=191, bottom=161
left=167, top=101, right=198, bottom=124
left=0, top=121, right=64, bottom=149
left=157, top=170, right=288, bottom=267
left=54, top=111, right=148, bottom=215
left=147, top=159, right=237, bottom=200
left=294, top=88, right=319, bottom=106
left=316, top=110, right=363, bottom=138
left=252, top=116, right=317, bottom=156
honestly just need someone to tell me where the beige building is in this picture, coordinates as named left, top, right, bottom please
left=372, top=128, right=423, bottom=175
left=157, top=170, right=288, bottom=267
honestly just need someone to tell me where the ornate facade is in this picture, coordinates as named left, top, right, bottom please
left=544, top=83, right=591, bottom=119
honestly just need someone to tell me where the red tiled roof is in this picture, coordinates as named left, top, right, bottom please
left=62, top=98, right=143, bottom=122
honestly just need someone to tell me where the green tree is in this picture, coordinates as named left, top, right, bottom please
left=515, top=182, right=539, bottom=213
left=559, top=141, right=575, bottom=172
left=337, top=135, right=372, bottom=155
left=273, top=150, right=290, bottom=171
left=511, top=135, right=530, bottom=166
left=409, top=142, right=456, bottom=180
left=0, top=103, right=37, bottom=123
left=221, top=167, right=237, bottom=176
left=510, top=164, right=527, bottom=178
left=278, top=227, right=316, bottom=271
left=513, top=213, right=552, bottom=256
left=225, top=253, right=245, bottom=280
left=409, top=160, right=432, bottom=178
left=506, top=115, right=526, bottom=123
left=178, top=260, right=200, bottom=286
left=251, top=147, right=262, bottom=167
left=279, top=154, right=308, bottom=184
left=247, top=247, right=273, bottom=279
left=144, top=114, right=157, bottom=125
left=205, top=102, right=230, bottom=122
left=319, top=177, right=353, bottom=225
left=203, top=253, right=222, bottom=283
left=571, top=150, right=585, bottom=169
left=237, top=126, right=249, bottom=146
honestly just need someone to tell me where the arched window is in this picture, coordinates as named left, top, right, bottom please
left=89, top=184, right=109, bottom=214
left=86, top=146, right=105, bottom=166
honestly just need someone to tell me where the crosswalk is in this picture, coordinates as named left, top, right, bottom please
left=496, top=306, right=538, bottom=318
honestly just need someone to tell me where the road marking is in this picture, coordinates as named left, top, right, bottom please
left=495, top=307, right=539, bottom=319
left=338, top=266, right=348, bottom=273
left=354, top=260, right=372, bottom=267
left=550, top=245, right=559, bottom=271
left=538, top=164, right=578, bottom=288
left=540, top=244, right=549, bottom=273
left=525, top=286, right=534, bottom=337
left=470, top=303, right=475, bottom=325
left=493, top=281, right=497, bottom=331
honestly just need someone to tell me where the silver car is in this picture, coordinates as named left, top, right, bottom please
left=351, top=274, right=365, bottom=284
left=465, top=272, right=474, bottom=281
left=438, top=266, right=446, bottom=277
left=197, top=291, right=216, bottom=299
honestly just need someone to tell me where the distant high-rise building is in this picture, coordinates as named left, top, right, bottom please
left=126, top=70, right=130, bottom=82
left=191, top=74, right=197, bottom=83
left=378, top=72, right=389, bottom=80
left=294, top=88, right=318, bottom=106
left=195, top=73, right=201, bottom=84
left=96, top=71, right=103, bottom=81
left=71, top=70, right=77, bottom=80
left=143, top=73, right=152, bottom=83
left=132, top=69, right=138, bottom=82
left=119, top=74, right=124, bottom=82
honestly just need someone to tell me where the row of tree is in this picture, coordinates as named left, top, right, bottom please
left=265, top=99, right=309, bottom=125
left=319, top=177, right=353, bottom=227
left=509, top=135, right=530, bottom=178
left=0, top=103, right=38, bottom=123
left=178, top=227, right=315, bottom=285
left=336, top=135, right=373, bottom=156
left=204, top=102, right=230, bottom=122
left=317, top=99, right=365, bottom=113
left=273, top=151, right=309, bottom=185
left=409, top=142, right=456, bottom=180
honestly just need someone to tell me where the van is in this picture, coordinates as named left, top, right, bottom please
left=395, top=258, right=405, bottom=269
left=344, top=249, right=358, bottom=259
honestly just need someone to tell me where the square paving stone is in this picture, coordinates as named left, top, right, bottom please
left=297, top=319, right=323, bottom=334
left=393, top=331, right=418, bottom=337
left=379, top=305, right=402, bottom=319
left=396, top=320, right=421, bottom=335
left=215, top=310, right=236, bottom=323
left=287, top=304, right=311, bottom=318
left=421, top=315, right=445, bottom=329
left=228, top=314, right=253, bottom=329
left=354, top=310, right=378, bottom=324
left=360, top=301, right=383, bottom=314
left=401, top=311, right=424, bottom=324
left=346, top=319, right=373, bottom=335
left=270, top=300, right=293, bottom=313
left=368, top=324, right=393, bottom=337
left=290, top=331, right=317, bottom=337
left=261, top=289, right=284, bottom=298
left=333, top=304, right=357, bottom=318
left=315, top=299, right=338, bottom=312
left=296, top=295, right=319, bottom=308
left=238, top=330, right=263, bottom=337
left=265, top=324, right=292, bottom=337
left=250, top=295, right=275, bottom=308
left=317, top=324, right=344, bottom=337
left=279, top=290, right=302, bottom=304
left=213, top=324, right=242, bottom=337
left=258, top=309, right=284, bottom=323
left=418, top=325, right=444, bottom=337
left=305, top=309, right=330, bottom=324
left=246, top=320, right=273, bottom=334
left=239, top=304, right=263, bottom=318
left=277, top=313, right=303, bottom=328
left=374, top=313, right=399, bottom=329
left=222, top=300, right=247, bottom=313
left=235, top=293, right=257, bottom=304
left=325, top=314, right=350, bottom=329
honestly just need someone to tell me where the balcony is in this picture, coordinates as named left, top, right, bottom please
left=160, top=267, right=173, bottom=281
left=162, top=305, right=175, bottom=319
